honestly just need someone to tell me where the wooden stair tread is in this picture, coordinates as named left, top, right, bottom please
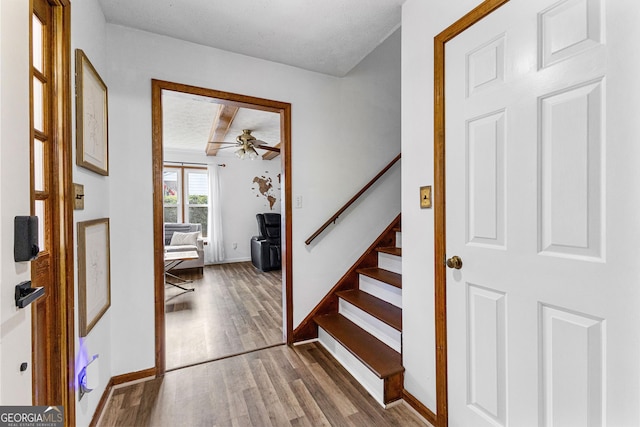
left=356, top=267, right=402, bottom=289
left=315, top=313, right=404, bottom=379
left=376, top=246, right=402, bottom=257
left=336, top=289, right=402, bottom=331
left=392, top=226, right=401, bottom=232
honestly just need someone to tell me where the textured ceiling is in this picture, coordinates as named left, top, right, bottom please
left=162, top=90, right=280, bottom=157
left=97, top=0, right=405, bottom=76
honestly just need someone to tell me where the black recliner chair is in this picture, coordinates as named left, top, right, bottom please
left=251, top=213, right=281, bottom=272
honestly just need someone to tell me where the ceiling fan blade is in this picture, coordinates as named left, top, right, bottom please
left=256, top=145, right=280, bottom=153
left=209, top=141, right=238, bottom=145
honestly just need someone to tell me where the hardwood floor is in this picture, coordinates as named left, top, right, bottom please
left=165, top=262, right=283, bottom=371
left=97, top=342, right=431, bottom=427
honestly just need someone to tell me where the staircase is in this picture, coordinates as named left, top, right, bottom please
left=312, top=220, right=403, bottom=407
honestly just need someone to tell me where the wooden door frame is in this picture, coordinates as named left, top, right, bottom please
left=433, top=1, right=509, bottom=426
left=151, top=79, right=293, bottom=375
left=29, top=0, right=75, bottom=424
left=53, top=2, right=76, bottom=422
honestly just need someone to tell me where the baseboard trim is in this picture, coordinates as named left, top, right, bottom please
left=112, top=367, right=157, bottom=386
left=403, top=389, right=437, bottom=426
left=292, top=338, right=319, bottom=346
left=89, top=367, right=157, bottom=427
left=88, top=377, right=114, bottom=427
left=206, top=257, right=251, bottom=265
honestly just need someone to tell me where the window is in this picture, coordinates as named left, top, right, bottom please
left=32, top=10, right=51, bottom=252
left=185, top=170, right=208, bottom=235
left=163, top=168, right=181, bottom=223
left=163, top=166, right=209, bottom=236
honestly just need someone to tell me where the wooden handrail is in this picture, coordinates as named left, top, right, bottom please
left=305, top=153, right=401, bottom=245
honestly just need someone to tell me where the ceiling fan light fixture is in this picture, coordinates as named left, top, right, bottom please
left=209, top=129, right=278, bottom=159
left=237, top=129, right=256, bottom=145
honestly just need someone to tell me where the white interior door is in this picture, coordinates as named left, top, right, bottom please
left=445, top=0, right=640, bottom=426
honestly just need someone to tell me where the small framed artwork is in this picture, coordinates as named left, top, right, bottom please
left=75, top=49, right=109, bottom=176
left=78, top=218, right=111, bottom=336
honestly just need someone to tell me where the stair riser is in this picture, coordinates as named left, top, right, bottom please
left=317, top=328, right=386, bottom=406
left=359, top=275, right=402, bottom=308
left=395, top=231, right=402, bottom=248
left=338, top=299, right=401, bottom=352
left=377, top=252, right=401, bottom=275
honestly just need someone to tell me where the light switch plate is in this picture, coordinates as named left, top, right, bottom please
left=73, top=183, right=85, bottom=210
left=420, top=185, right=432, bottom=209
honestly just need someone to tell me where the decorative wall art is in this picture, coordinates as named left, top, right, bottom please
left=75, top=49, right=109, bottom=175
left=251, top=171, right=281, bottom=210
left=78, top=218, right=111, bottom=336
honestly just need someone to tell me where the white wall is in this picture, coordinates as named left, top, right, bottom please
left=164, top=149, right=282, bottom=263
left=292, top=28, right=402, bottom=326
left=0, top=0, right=33, bottom=404
left=401, top=0, right=483, bottom=412
left=105, top=24, right=401, bottom=378
left=71, top=0, right=112, bottom=425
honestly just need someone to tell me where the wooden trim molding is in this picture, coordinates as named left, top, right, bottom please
left=111, top=367, right=157, bottom=386
left=151, top=81, right=166, bottom=375
left=151, top=79, right=293, bottom=370
left=56, top=4, right=75, bottom=425
left=433, top=1, right=509, bottom=426
left=29, top=0, right=74, bottom=424
left=88, top=378, right=115, bottom=427
left=89, top=367, right=157, bottom=427
left=403, top=389, right=437, bottom=426
left=282, top=104, right=293, bottom=345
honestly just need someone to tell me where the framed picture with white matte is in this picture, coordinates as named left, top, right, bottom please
left=75, top=49, right=109, bottom=176
left=77, top=218, right=111, bottom=336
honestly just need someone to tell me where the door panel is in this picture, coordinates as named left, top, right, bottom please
left=466, top=284, right=507, bottom=425
left=539, top=0, right=602, bottom=68
left=539, top=304, right=604, bottom=426
left=443, top=0, right=632, bottom=425
left=539, top=80, right=604, bottom=260
left=467, top=110, right=506, bottom=248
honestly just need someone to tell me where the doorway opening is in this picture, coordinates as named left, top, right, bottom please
left=151, top=80, right=292, bottom=374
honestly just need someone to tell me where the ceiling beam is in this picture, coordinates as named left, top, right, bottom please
left=205, top=104, right=239, bottom=156
left=261, top=143, right=281, bottom=160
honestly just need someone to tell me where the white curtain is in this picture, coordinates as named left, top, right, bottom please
left=205, top=164, right=225, bottom=264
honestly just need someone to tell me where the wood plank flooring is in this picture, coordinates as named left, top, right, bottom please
left=165, top=262, right=283, bottom=371
left=97, top=342, right=431, bottom=427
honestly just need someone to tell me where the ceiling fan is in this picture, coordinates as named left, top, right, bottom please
left=211, top=129, right=280, bottom=159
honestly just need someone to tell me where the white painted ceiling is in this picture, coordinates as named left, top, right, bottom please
left=162, top=90, right=280, bottom=157
left=97, top=0, right=405, bottom=77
